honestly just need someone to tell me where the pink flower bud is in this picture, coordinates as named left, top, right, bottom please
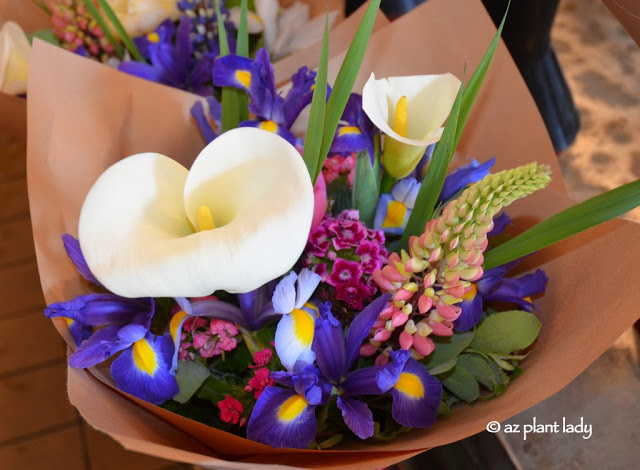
left=399, top=331, right=414, bottom=350
left=412, top=335, right=435, bottom=356
left=360, top=343, right=378, bottom=357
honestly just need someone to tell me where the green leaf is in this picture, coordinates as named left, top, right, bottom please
left=215, top=0, right=241, bottom=132
left=29, top=30, right=60, bottom=47
left=173, top=360, right=211, bottom=403
left=399, top=83, right=463, bottom=248
left=327, top=174, right=353, bottom=215
left=302, top=15, right=329, bottom=178
left=471, top=310, right=541, bottom=355
left=81, top=0, right=124, bottom=58
left=352, top=150, right=379, bottom=226
left=452, top=2, right=509, bottom=150
left=95, top=0, right=143, bottom=61
left=457, top=353, right=497, bottom=391
left=423, top=330, right=474, bottom=375
left=197, top=375, right=235, bottom=403
left=484, top=178, right=640, bottom=269
left=442, top=365, right=479, bottom=402
left=234, top=0, right=250, bottom=123
left=313, top=0, right=382, bottom=183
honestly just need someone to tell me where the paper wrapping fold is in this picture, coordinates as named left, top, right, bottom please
left=26, top=0, right=640, bottom=468
left=0, top=1, right=50, bottom=33
left=602, top=0, right=640, bottom=47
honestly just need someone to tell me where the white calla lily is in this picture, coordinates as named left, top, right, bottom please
left=362, top=72, right=461, bottom=178
left=0, top=21, right=31, bottom=96
left=106, top=0, right=181, bottom=37
left=228, top=7, right=264, bottom=35
left=78, top=127, right=314, bottom=298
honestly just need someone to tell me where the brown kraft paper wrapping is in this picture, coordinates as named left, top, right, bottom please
left=602, top=0, right=640, bottom=47
left=26, top=0, right=639, bottom=468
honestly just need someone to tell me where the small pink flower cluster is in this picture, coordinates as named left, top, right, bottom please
left=217, top=395, right=245, bottom=425
left=47, top=0, right=116, bottom=59
left=244, top=348, right=275, bottom=399
left=178, top=317, right=239, bottom=360
left=303, top=210, right=388, bottom=310
left=322, top=154, right=356, bottom=186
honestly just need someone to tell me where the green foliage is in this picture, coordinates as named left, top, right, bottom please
left=215, top=0, right=241, bottom=131
left=173, top=359, right=211, bottom=403
left=28, top=30, right=60, bottom=46
left=441, top=364, right=479, bottom=403
left=470, top=310, right=541, bottom=355
left=352, top=150, right=380, bottom=226
left=302, top=15, right=329, bottom=178
left=80, top=0, right=124, bottom=58
left=422, top=330, right=475, bottom=375
left=94, top=0, right=144, bottom=61
left=484, top=178, right=640, bottom=269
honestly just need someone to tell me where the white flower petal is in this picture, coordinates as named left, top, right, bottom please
left=362, top=72, right=461, bottom=147
left=294, top=269, right=321, bottom=309
left=228, top=7, right=264, bottom=35
left=107, top=0, right=181, bottom=37
left=80, top=127, right=314, bottom=298
left=273, top=271, right=298, bottom=314
left=255, top=0, right=279, bottom=52
left=0, top=22, right=31, bottom=96
left=274, top=309, right=316, bottom=371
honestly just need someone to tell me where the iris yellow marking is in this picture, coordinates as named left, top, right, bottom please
left=259, top=120, right=278, bottom=133
left=235, top=70, right=252, bottom=89
left=523, top=296, right=533, bottom=303
left=394, top=372, right=424, bottom=398
left=169, top=310, right=189, bottom=342
left=198, top=205, right=216, bottom=231
left=392, top=96, right=408, bottom=138
left=132, top=338, right=158, bottom=376
left=147, top=32, right=160, bottom=43
left=338, top=125, right=361, bottom=137
left=382, top=201, right=407, bottom=228
left=64, top=317, right=74, bottom=327
left=461, top=283, right=478, bottom=301
left=278, top=394, right=308, bottom=422
left=291, top=308, right=315, bottom=347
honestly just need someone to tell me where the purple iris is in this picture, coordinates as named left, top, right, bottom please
left=439, top=157, right=496, bottom=203
left=455, top=262, right=549, bottom=331
left=119, top=16, right=214, bottom=96
left=44, top=235, right=179, bottom=405
left=191, top=96, right=222, bottom=143
left=210, top=48, right=321, bottom=145
left=246, top=295, right=443, bottom=448
left=330, top=93, right=376, bottom=159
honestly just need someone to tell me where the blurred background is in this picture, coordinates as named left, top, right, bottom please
left=1, top=0, right=638, bottom=468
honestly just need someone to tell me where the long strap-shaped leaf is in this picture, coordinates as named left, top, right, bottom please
left=302, top=16, right=329, bottom=178
left=312, top=0, right=382, bottom=183
left=399, top=83, right=463, bottom=248
left=81, top=0, right=124, bottom=58
left=233, top=0, right=250, bottom=124
left=483, top=179, right=640, bottom=270
left=95, top=0, right=144, bottom=61
left=397, top=3, right=509, bottom=249
left=215, top=0, right=241, bottom=132
left=453, top=1, right=509, bottom=150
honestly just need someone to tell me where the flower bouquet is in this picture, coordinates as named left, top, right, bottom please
left=27, top=0, right=640, bottom=468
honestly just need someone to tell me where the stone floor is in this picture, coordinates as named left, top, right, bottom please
left=0, top=0, right=638, bottom=469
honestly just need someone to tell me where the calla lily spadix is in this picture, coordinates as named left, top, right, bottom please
left=78, top=127, right=314, bottom=298
left=0, top=21, right=31, bottom=96
left=362, top=72, right=461, bottom=179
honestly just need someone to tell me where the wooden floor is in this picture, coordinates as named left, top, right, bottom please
left=0, top=131, right=190, bottom=470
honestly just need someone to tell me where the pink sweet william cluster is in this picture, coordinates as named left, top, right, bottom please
left=178, top=317, right=240, bottom=360
left=303, top=210, right=388, bottom=310
left=244, top=348, right=275, bottom=399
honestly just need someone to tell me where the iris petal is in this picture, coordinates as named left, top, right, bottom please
left=312, top=303, right=347, bottom=384
left=246, top=386, right=317, bottom=449
left=110, top=333, right=179, bottom=405
left=62, top=234, right=102, bottom=286
left=272, top=271, right=298, bottom=314
left=68, top=325, right=130, bottom=369
left=294, top=269, right=321, bottom=309
left=439, top=158, right=496, bottom=203
left=344, top=294, right=392, bottom=369
left=454, top=292, right=483, bottom=331
left=390, top=358, right=442, bottom=428
left=274, top=306, right=317, bottom=371
left=337, top=396, right=374, bottom=439
left=45, top=294, right=153, bottom=327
